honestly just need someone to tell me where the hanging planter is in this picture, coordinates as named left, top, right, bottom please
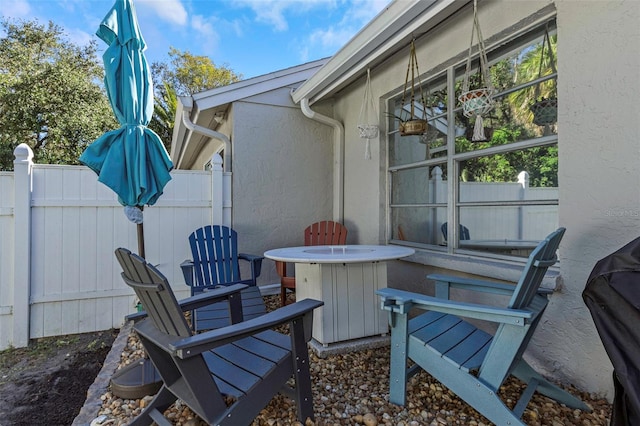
left=398, top=39, right=428, bottom=137
left=458, top=0, right=495, bottom=142
left=357, top=68, right=379, bottom=159
left=530, top=97, right=557, bottom=125
left=400, top=119, right=427, bottom=136
left=530, top=26, right=557, bottom=134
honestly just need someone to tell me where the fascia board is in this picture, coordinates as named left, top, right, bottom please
left=291, top=0, right=465, bottom=105
left=194, top=59, right=329, bottom=111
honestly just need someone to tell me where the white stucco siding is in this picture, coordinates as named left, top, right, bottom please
left=334, top=82, right=384, bottom=244
left=548, top=0, right=640, bottom=397
left=230, top=101, right=334, bottom=285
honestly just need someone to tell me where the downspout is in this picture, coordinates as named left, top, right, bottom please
left=300, top=98, right=344, bottom=223
left=181, top=108, right=232, bottom=173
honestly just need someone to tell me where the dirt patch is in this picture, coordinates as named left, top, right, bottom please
left=0, top=330, right=118, bottom=426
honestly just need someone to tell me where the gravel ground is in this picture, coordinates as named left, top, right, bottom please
left=95, top=295, right=611, bottom=425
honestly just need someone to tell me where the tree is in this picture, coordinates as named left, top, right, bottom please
left=148, top=82, right=177, bottom=152
left=152, top=47, right=242, bottom=96
left=150, top=48, right=243, bottom=149
left=0, top=19, right=117, bottom=170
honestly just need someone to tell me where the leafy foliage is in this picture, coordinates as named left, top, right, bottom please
left=0, top=19, right=117, bottom=170
left=453, top=33, right=558, bottom=187
left=148, top=82, right=177, bottom=152
left=149, top=48, right=243, bottom=150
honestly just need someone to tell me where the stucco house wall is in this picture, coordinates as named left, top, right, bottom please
left=310, top=0, right=639, bottom=399
left=229, top=100, right=334, bottom=286
left=179, top=97, right=334, bottom=286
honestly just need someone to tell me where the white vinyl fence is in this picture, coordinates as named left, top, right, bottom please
left=0, top=144, right=230, bottom=350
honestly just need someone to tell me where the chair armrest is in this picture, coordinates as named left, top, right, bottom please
left=180, top=260, right=194, bottom=287
left=427, top=273, right=516, bottom=298
left=239, top=253, right=264, bottom=282
left=125, top=284, right=248, bottom=322
left=377, top=287, right=538, bottom=326
left=170, top=298, right=324, bottom=358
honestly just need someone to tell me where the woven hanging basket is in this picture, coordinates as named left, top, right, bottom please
left=357, top=68, right=379, bottom=139
left=458, top=0, right=494, bottom=141
left=357, top=124, right=379, bottom=139
left=459, top=88, right=494, bottom=118
left=357, top=68, right=379, bottom=159
left=530, top=97, right=557, bottom=125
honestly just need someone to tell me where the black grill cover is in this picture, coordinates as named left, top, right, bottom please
left=583, top=236, right=640, bottom=426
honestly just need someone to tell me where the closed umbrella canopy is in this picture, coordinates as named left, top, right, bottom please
left=80, top=0, right=172, bottom=210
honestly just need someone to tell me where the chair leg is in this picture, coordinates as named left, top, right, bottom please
left=512, top=360, right=591, bottom=411
left=129, top=386, right=177, bottom=426
left=290, top=316, right=314, bottom=422
left=389, top=311, right=410, bottom=406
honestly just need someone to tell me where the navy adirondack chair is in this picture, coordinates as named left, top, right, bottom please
left=181, top=225, right=265, bottom=331
left=115, top=248, right=323, bottom=425
left=377, top=228, right=591, bottom=425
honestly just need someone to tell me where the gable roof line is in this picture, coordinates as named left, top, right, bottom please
left=192, top=58, right=330, bottom=111
left=291, top=0, right=468, bottom=106
left=171, top=58, right=329, bottom=168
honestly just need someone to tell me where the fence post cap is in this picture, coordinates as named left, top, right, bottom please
left=13, top=143, right=34, bottom=162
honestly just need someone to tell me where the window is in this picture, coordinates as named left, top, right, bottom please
left=388, top=21, right=558, bottom=259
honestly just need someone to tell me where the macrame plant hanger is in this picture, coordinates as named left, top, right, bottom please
left=530, top=25, right=557, bottom=136
left=459, top=0, right=495, bottom=142
left=357, top=68, right=379, bottom=159
left=399, top=38, right=428, bottom=136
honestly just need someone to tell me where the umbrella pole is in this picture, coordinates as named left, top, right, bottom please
left=137, top=223, right=145, bottom=258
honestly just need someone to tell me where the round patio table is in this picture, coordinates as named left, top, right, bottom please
left=265, top=245, right=414, bottom=346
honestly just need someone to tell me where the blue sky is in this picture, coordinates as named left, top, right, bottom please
left=2, top=0, right=390, bottom=80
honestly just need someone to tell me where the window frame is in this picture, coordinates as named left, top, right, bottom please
left=386, top=20, right=559, bottom=261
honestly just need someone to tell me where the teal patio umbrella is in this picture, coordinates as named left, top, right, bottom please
left=80, top=0, right=173, bottom=259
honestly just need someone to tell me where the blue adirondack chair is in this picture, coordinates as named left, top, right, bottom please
left=181, top=225, right=265, bottom=331
left=377, top=228, right=591, bottom=425
left=440, top=222, right=471, bottom=241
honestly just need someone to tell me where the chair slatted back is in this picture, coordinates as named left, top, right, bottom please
left=115, top=248, right=192, bottom=337
left=189, top=225, right=241, bottom=288
left=478, top=228, right=566, bottom=387
left=508, top=227, right=565, bottom=309
left=441, top=222, right=471, bottom=241
left=304, top=221, right=348, bottom=246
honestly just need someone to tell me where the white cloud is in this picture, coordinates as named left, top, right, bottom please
left=65, top=27, right=96, bottom=49
left=1, top=0, right=31, bottom=18
left=309, top=26, right=355, bottom=50
left=297, top=0, right=390, bottom=60
left=137, top=0, right=188, bottom=26
left=233, top=0, right=336, bottom=32
left=191, top=14, right=220, bottom=52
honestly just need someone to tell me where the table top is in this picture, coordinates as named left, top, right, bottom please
left=264, top=245, right=415, bottom=263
